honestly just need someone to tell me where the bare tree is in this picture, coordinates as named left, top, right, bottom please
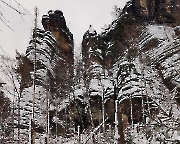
left=0, top=0, right=27, bottom=29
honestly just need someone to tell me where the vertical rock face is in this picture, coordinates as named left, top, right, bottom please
left=14, top=10, right=74, bottom=143
left=0, top=1, right=179, bottom=143
left=127, top=0, right=180, bottom=23
left=42, top=10, right=74, bottom=64
left=81, top=0, right=180, bottom=131
left=25, top=10, right=74, bottom=99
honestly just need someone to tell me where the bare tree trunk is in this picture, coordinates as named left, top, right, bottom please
left=46, top=79, right=50, bottom=144
left=31, top=7, right=38, bottom=144
left=18, top=93, right=21, bottom=144
left=31, top=120, right=35, bottom=144
left=118, top=109, right=126, bottom=144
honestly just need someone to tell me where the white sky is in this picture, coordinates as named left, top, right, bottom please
left=0, top=0, right=128, bottom=58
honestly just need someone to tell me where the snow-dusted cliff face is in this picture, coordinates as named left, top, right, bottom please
left=115, top=24, right=180, bottom=128
left=11, top=10, right=74, bottom=143
left=80, top=1, right=180, bottom=142
left=0, top=1, right=180, bottom=143
left=124, top=0, right=180, bottom=23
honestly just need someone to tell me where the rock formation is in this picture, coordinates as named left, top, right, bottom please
left=80, top=0, right=180, bottom=137
left=13, top=10, right=74, bottom=143
left=123, top=0, right=180, bottom=23
left=41, top=10, right=74, bottom=65
left=0, top=0, right=180, bottom=143
left=42, top=10, right=73, bottom=53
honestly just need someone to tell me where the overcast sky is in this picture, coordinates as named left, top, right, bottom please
left=0, top=0, right=128, bottom=58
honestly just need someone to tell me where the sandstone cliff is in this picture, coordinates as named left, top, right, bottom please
left=80, top=0, right=180, bottom=143
left=0, top=0, right=180, bottom=143
left=123, top=0, right=180, bottom=24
